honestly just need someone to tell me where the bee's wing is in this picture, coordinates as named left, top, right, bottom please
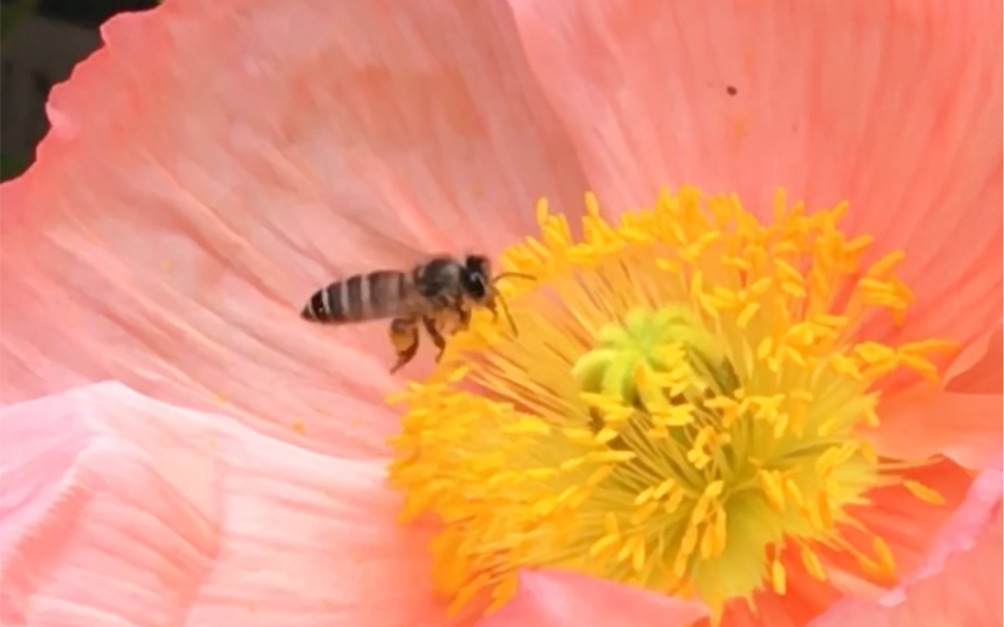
left=350, top=209, right=452, bottom=271
left=297, top=197, right=454, bottom=283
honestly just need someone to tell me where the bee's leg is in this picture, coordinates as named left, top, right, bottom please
left=389, top=317, right=420, bottom=374
left=456, top=307, right=471, bottom=331
left=485, top=296, right=500, bottom=323
left=422, top=315, right=448, bottom=362
left=455, top=298, right=472, bottom=331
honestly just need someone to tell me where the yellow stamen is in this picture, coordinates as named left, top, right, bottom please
left=771, top=558, right=787, bottom=595
left=386, top=187, right=955, bottom=617
left=801, top=545, right=827, bottom=581
left=903, top=479, right=947, bottom=505
left=872, top=536, right=898, bottom=576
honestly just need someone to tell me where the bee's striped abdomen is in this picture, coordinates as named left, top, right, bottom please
left=365, top=270, right=412, bottom=319
left=301, top=281, right=345, bottom=323
left=301, top=270, right=410, bottom=323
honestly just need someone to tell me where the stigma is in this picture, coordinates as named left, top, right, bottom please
left=386, top=187, right=955, bottom=617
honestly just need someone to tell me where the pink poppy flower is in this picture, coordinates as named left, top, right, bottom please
left=1, top=0, right=1000, bottom=626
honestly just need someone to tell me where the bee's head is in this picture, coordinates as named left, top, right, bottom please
left=460, top=254, right=492, bottom=302
left=459, top=255, right=534, bottom=335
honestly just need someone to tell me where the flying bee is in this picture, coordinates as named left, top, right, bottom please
left=301, top=254, right=533, bottom=374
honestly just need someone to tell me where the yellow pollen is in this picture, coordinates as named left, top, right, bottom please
left=386, top=186, right=956, bottom=617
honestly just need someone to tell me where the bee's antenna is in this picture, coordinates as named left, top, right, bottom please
left=490, top=272, right=534, bottom=336
left=492, top=272, right=536, bottom=284
left=495, top=292, right=519, bottom=336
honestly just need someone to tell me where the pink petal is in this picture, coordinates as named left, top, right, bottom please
left=808, top=457, right=1003, bottom=627
left=509, top=0, right=1001, bottom=368
left=851, top=458, right=980, bottom=581
left=944, top=322, right=1003, bottom=394
left=477, top=570, right=708, bottom=627
left=716, top=544, right=843, bottom=627
left=0, top=382, right=467, bottom=627
left=0, top=0, right=588, bottom=454
left=869, top=323, right=1003, bottom=468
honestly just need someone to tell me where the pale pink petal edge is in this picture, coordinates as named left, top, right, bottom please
left=0, top=382, right=463, bottom=627
left=809, top=454, right=1004, bottom=627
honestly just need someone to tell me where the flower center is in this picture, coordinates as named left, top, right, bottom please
left=386, top=187, right=954, bottom=617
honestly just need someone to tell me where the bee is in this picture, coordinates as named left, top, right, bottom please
left=301, top=254, right=533, bottom=373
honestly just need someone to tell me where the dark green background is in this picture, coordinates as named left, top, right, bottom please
left=1, top=0, right=157, bottom=180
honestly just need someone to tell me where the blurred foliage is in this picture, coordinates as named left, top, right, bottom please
left=1, top=153, right=29, bottom=181
left=0, top=0, right=40, bottom=44
left=1, top=0, right=161, bottom=181
left=1, top=0, right=40, bottom=182
left=35, top=0, right=157, bottom=28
